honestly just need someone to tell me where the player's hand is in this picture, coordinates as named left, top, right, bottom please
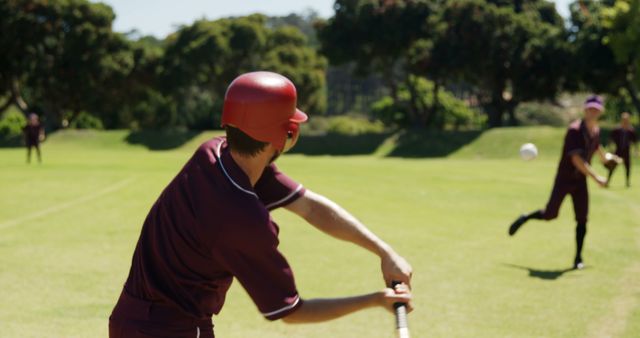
left=380, top=250, right=413, bottom=288
left=377, top=284, right=413, bottom=313
left=595, top=175, right=607, bottom=188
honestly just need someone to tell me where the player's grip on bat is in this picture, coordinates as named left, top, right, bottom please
left=392, top=281, right=410, bottom=338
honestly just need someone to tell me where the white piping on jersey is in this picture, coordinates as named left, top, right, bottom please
left=265, top=184, right=303, bottom=209
left=196, top=326, right=200, bottom=338
left=262, top=295, right=301, bottom=317
left=215, top=142, right=258, bottom=198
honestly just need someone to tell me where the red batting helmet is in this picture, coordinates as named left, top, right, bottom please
left=221, top=71, right=308, bottom=151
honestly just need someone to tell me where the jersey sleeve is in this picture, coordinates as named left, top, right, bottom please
left=255, top=163, right=305, bottom=210
left=212, top=217, right=302, bottom=320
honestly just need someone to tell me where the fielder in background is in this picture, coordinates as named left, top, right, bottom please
left=109, top=71, right=413, bottom=338
left=23, top=113, right=45, bottom=164
left=607, top=112, right=637, bottom=187
left=508, top=95, right=621, bottom=270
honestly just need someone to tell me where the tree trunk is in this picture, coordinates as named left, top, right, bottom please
left=514, top=0, right=523, bottom=13
left=507, top=100, right=519, bottom=126
left=429, top=81, right=440, bottom=128
left=486, top=94, right=505, bottom=128
left=0, top=95, right=13, bottom=113
left=11, top=77, right=29, bottom=114
left=384, top=66, right=400, bottom=105
left=404, top=76, right=423, bottom=127
left=487, top=106, right=503, bottom=128
left=66, top=109, right=83, bottom=127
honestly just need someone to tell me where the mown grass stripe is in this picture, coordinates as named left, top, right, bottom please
left=0, top=177, right=135, bottom=230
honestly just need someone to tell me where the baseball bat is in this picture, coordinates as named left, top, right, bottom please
left=392, top=281, right=410, bottom=338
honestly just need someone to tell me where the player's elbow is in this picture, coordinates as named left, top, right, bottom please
left=570, top=154, right=585, bottom=166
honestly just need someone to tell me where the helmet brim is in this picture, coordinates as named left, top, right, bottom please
left=290, top=109, right=308, bottom=123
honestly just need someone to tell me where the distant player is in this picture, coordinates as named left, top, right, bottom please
left=109, top=72, right=413, bottom=338
left=23, top=113, right=45, bottom=163
left=608, top=112, right=637, bottom=187
left=508, top=95, right=620, bottom=270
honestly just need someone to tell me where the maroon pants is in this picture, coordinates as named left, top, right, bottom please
left=541, top=178, right=588, bottom=223
left=109, top=291, right=214, bottom=338
left=621, top=154, right=631, bottom=180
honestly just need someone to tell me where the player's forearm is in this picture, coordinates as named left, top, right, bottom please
left=282, top=292, right=381, bottom=323
left=571, top=154, right=599, bottom=180
left=300, top=191, right=391, bottom=257
left=597, top=147, right=607, bottom=163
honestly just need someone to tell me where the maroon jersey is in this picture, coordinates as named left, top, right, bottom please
left=610, top=127, right=637, bottom=157
left=23, top=124, right=41, bottom=144
left=123, top=137, right=305, bottom=321
left=556, top=120, right=600, bottom=181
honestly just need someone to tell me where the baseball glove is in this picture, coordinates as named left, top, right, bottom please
left=604, top=159, right=618, bottom=171
left=603, top=153, right=622, bottom=171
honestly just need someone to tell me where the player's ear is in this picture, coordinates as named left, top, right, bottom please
left=283, top=123, right=300, bottom=153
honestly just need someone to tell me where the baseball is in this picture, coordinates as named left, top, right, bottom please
left=520, top=143, right=538, bottom=161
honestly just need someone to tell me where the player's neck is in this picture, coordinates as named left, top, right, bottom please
left=584, top=118, right=598, bottom=131
left=229, top=149, right=272, bottom=187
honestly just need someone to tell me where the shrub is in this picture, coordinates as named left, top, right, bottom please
left=326, top=115, right=386, bottom=135
left=300, top=115, right=386, bottom=136
left=515, top=101, right=568, bottom=126
left=371, top=76, right=481, bottom=130
left=0, top=108, right=27, bottom=144
left=131, top=90, right=177, bottom=129
left=604, top=91, right=637, bottom=123
left=69, top=112, right=104, bottom=129
left=371, top=97, right=408, bottom=126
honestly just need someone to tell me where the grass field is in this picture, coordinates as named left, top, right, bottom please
left=0, top=128, right=639, bottom=337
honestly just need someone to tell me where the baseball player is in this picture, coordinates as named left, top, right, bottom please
left=608, top=112, right=637, bottom=187
left=508, top=95, right=620, bottom=270
left=23, top=113, right=45, bottom=163
left=109, top=72, right=413, bottom=338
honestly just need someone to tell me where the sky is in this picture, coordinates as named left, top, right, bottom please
left=95, top=0, right=574, bottom=38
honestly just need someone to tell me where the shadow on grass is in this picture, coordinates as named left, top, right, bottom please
left=288, top=132, right=393, bottom=156
left=125, top=130, right=201, bottom=150
left=1, top=128, right=486, bottom=156
left=387, top=129, right=483, bottom=158
left=0, top=137, right=23, bottom=148
left=0, top=129, right=65, bottom=148
left=503, top=263, right=583, bottom=281
left=289, top=129, right=485, bottom=157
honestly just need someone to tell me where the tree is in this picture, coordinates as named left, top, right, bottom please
left=0, top=0, right=49, bottom=113
left=161, top=15, right=327, bottom=129
left=261, top=26, right=327, bottom=114
left=601, top=0, right=640, bottom=115
left=566, top=1, right=624, bottom=91
left=413, top=0, right=569, bottom=127
left=0, top=0, right=135, bottom=127
left=267, top=10, right=322, bottom=47
left=112, top=35, right=168, bottom=129
left=317, top=0, right=437, bottom=126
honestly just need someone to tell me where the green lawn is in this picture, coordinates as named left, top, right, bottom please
left=0, top=129, right=638, bottom=337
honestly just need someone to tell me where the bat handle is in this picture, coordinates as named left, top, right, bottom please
left=391, top=281, right=410, bottom=338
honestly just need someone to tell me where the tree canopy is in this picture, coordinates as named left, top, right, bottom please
left=2, top=0, right=640, bottom=132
